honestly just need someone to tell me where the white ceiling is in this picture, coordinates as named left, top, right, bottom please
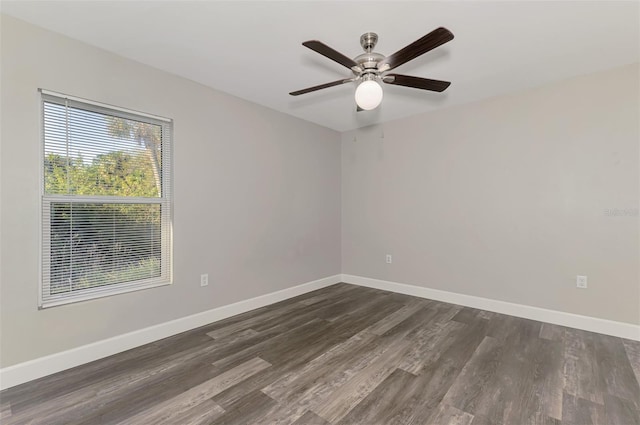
left=2, top=1, right=639, bottom=132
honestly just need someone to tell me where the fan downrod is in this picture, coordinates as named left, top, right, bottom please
left=360, top=32, right=378, bottom=52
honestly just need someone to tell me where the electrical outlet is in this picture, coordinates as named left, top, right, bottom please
left=200, top=274, right=209, bottom=287
left=576, top=275, right=587, bottom=289
left=386, top=254, right=392, bottom=264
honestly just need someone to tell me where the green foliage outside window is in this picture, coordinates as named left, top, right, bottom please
left=45, top=116, right=165, bottom=294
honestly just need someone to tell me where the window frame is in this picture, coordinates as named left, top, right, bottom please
left=39, top=90, right=173, bottom=308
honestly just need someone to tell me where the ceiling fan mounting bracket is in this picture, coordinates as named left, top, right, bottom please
left=360, top=32, right=378, bottom=52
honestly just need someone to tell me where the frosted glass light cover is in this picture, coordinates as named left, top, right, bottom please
left=355, top=80, right=383, bottom=110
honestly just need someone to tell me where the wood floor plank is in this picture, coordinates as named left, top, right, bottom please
left=440, top=315, right=550, bottom=425
left=266, top=332, right=395, bottom=409
left=205, top=300, right=329, bottom=340
left=623, top=339, right=640, bottom=390
left=202, top=284, right=362, bottom=339
left=419, top=318, right=490, bottom=374
left=592, top=333, right=640, bottom=409
left=426, top=403, right=475, bottom=425
left=206, top=327, right=257, bottom=341
left=502, top=337, right=564, bottom=424
left=4, top=330, right=214, bottom=414
left=312, top=294, right=388, bottom=322
left=1, top=283, right=637, bottom=425
left=124, top=357, right=270, bottom=424
left=0, top=400, right=12, bottom=420
left=452, top=307, right=491, bottom=325
left=211, top=390, right=278, bottom=425
left=272, top=301, right=431, bottom=417
left=385, top=359, right=462, bottom=424
left=206, top=319, right=322, bottom=369
left=561, top=392, right=606, bottom=425
left=539, top=323, right=566, bottom=341
left=78, top=362, right=222, bottom=425
left=334, top=367, right=418, bottom=425
left=219, top=299, right=406, bottom=409
left=292, top=410, right=330, bottom=425
left=248, top=399, right=310, bottom=425
left=213, top=293, right=399, bottom=374
left=603, top=393, right=640, bottom=425
left=214, top=326, right=372, bottom=409
left=212, top=363, right=291, bottom=409
left=124, top=395, right=225, bottom=425
left=177, top=399, right=229, bottom=425
left=448, top=318, right=541, bottom=424
left=441, top=336, right=504, bottom=414
left=469, top=414, right=498, bottom=425
left=212, top=318, right=326, bottom=370
left=200, top=283, right=360, bottom=335
left=487, top=313, right=541, bottom=345
left=563, top=328, right=607, bottom=405
left=310, top=339, right=412, bottom=423
left=299, top=293, right=333, bottom=306
left=534, top=339, right=565, bottom=420
left=262, top=328, right=378, bottom=402
left=324, top=293, right=399, bottom=323
left=251, top=297, right=355, bottom=333
left=365, top=302, right=424, bottom=335
left=333, top=296, right=407, bottom=333
left=213, top=301, right=401, bottom=409
left=397, top=320, right=466, bottom=375
left=392, top=301, right=461, bottom=336
left=5, top=345, right=223, bottom=424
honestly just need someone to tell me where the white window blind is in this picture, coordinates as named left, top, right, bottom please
left=40, top=91, right=172, bottom=308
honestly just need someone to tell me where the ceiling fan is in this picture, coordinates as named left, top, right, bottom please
left=290, top=27, right=454, bottom=111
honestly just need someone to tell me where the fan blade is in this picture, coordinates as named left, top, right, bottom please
left=303, top=40, right=359, bottom=70
left=378, top=27, right=454, bottom=72
left=383, top=74, right=451, bottom=92
left=289, top=79, right=352, bottom=96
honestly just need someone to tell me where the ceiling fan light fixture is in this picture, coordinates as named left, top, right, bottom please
left=290, top=27, right=454, bottom=109
left=355, top=78, right=383, bottom=111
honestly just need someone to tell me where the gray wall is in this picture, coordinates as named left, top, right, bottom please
left=342, top=63, right=639, bottom=325
left=0, top=15, right=342, bottom=367
left=2, top=14, right=638, bottom=370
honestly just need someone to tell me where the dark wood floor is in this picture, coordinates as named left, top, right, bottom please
left=1, top=283, right=639, bottom=424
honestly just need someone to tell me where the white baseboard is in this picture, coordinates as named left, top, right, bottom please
left=342, top=274, right=640, bottom=341
left=0, top=274, right=342, bottom=391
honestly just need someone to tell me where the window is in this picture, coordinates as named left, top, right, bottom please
left=40, top=90, right=172, bottom=308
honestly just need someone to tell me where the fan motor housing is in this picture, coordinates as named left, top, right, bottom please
left=354, top=52, right=384, bottom=73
